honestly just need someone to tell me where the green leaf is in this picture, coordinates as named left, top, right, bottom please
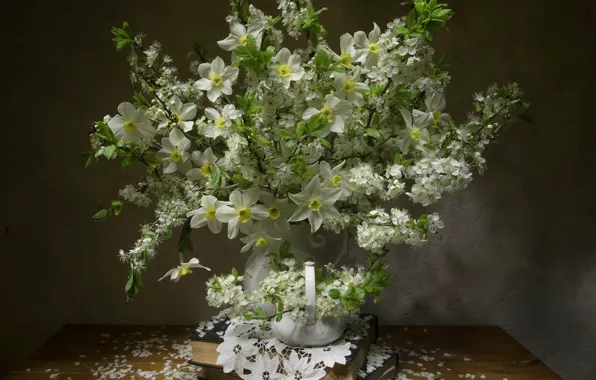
left=210, top=165, right=222, bottom=188
left=275, top=313, right=283, bottom=322
left=232, top=173, right=253, bottom=189
left=111, top=200, right=123, bottom=216
left=328, top=289, right=341, bottom=299
left=275, top=129, right=294, bottom=139
left=317, top=137, right=332, bottom=149
left=231, top=267, right=239, bottom=277
left=295, top=122, right=306, bottom=138
left=364, top=128, right=381, bottom=138
left=92, top=209, right=109, bottom=221
left=85, top=154, right=98, bottom=168
left=103, top=145, right=118, bottom=160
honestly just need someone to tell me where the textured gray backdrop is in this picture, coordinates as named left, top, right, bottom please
left=1, top=0, right=595, bottom=379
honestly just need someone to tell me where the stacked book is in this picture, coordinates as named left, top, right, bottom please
left=188, top=315, right=398, bottom=380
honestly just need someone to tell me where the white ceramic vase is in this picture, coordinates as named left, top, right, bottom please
left=271, top=261, right=347, bottom=347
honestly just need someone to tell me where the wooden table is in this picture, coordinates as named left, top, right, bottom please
left=4, top=325, right=561, bottom=379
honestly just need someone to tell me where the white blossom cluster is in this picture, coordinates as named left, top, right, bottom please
left=90, top=0, right=524, bottom=299
left=206, top=258, right=368, bottom=321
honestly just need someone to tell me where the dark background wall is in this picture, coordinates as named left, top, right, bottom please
left=1, top=0, right=595, bottom=379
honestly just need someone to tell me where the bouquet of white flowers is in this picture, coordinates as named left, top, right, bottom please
left=88, top=0, right=526, bottom=310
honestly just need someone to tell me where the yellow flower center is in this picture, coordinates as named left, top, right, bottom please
left=215, top=116, right=227, bottom=129
left=210, top=73, right=223, bottom=87
left=303, top=170, right=314, bottom=179
left=331, top=175, right=343, bottom=187
left=123, top=121, right=136, bottom=133
left=343, top=80, right=356, bottom=93
left=320, top=106, right=333, bottom=122
left=308, top=198, right=322, bottom=211
left=206, top=207, right=217, bottom=221
left=369, top=43, right=380, bottom=54
left=339, top=53, right=352, bottom=68
left=200, top=163, right=212, bottom=178
left=255, top=237, right=268, bottom=248
left=179, top=267, right=193, bottom=277
left=173, top=113, right=181, bottom=124
left=239, top=35, right=249, bottom=47
left=170, top=149, right=182, bottom=163
left=432, top=110, right=442, bottom=124
left=278, top=64, right=292, bottom=78
left=237, top=207, right=252, bottom=223
left=409, top=128, right=421, bottom=141
left=268, top=207, right=280, bottom=220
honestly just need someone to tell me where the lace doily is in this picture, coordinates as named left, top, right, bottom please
left=215, top=314, right=374, bottom=380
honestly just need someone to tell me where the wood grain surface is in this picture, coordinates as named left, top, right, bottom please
left=4, top=325, right=561, bottom=379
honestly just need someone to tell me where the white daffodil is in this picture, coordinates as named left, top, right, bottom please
left=337, top=33, right=357, bottom=68
left=319, top=160, right=351, bottom=200
left=159, top=258, right=210, bottom=282
left=422, top=92, right=451, bottom=127
left=158, top=95, right=197, bottom=132
left=195, top=57, right=239, bottom=102
left=239, top=221, right=281, bottom=253
left=108, top=102, right=155, bottom=143
left=204, top=104, right=242, bottom=138
left=217, top=17, right=265, bottom=51
left=259, top=191, right=294, bottom=235
left=270, top=48, right=305, bottom=88
left=398, top=109, right=431, bottom=154
left=332, top=66, right=369, bottom=106
left=353, top=22, right=382, bottom=68
left=157, top=128, right=192, bottom=174
left=187, top=195, right=228, bottom=234
left=186, top=147, right=219, bottom=181
left=303, top=94, right=353, bottom=136
left=216, top=188, right=270, bottom=239
left=288, top=177, right=342, bottom=233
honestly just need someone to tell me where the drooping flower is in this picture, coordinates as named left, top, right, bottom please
left=195, top=57, right=239, bottom=102
left=332, top=66, right=369, bottom=106
left=108, top=102, right=155, bottom=143
left=216, top=188, right=270, bottom=239
left=422, top=92, right=451, bottom=126
left=319, top=160, right=351, bottom=200
left=398, top=109, right=431, bottom=154
left=204, top=104, right=242, bottom=138
left=186, top=147, right=219, bottom=181
left=270, top=48, right=305, bottom=88
left=353, top=23, right=382, bottom=68
left=218, top=17, right=265, bottom=51
left=259, top=192, right=294, bottom=235
left=156, top=129, right=192, bottom=174
left=303, top=94, right=353, bottom=136
left=159, top=258, right=210, bottom=282
left=159, top=95, right=197, bottom=132
left=187, top=195, right=229, bottom=234
left=338, top=33, right=356, bottom=68
left=239, top=221, right=281, bottom=253
left=288, top=177, right=342, bottom=233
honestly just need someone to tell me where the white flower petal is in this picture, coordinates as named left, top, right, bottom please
left=216, top=205, right=237, bottom=223
left=198, top=63, right=211, bottom=78
left=211, top=57, right=225, bottom=74
left=288, top=206, right=309, bottom=222
left=275, top=48, right=291, bottom=64
left=195, top=78, right=212, bottom=91
left=308, top=211, right=323, bottom=233
left=118, top=102, right=136, bottom=120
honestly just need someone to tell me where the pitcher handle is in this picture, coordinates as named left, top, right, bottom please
left=304, top=261, right=316, bottom=324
